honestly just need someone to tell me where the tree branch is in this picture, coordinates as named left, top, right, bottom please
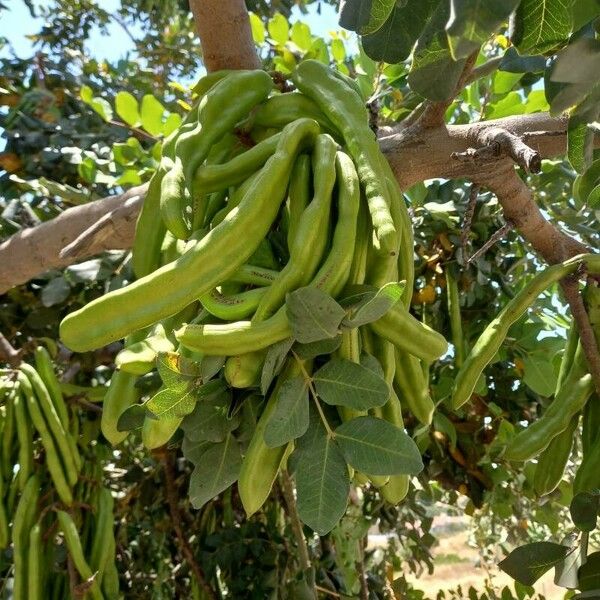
left=189, top=0, right=260, bottom=72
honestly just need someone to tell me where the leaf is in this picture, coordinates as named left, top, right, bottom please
left=499, top=47, right=547, bottom=73
left=140, top=94, right=165, bottom=136
left=146, top=383, right=199, bottom=419
left=180, top=390, right=238, bottom=443
left=293, top=335, right=342, bottom=360
left=65, top=259, right=103, bottom=283
left=89, top=97, right=113, bottom=122
left=294, top=408, right=350, bottom=535
left=261, top=337, right=294, bottom=395
left=572, top=0, right=600, bottom=30
left=446, top=0, right=520, bottom=60
left=162, top=113, right=181, bottom=137
left=579, top=552, right=600, bottom=591
left=568, top=88, right=600, bottom=174
left=182, top=437, right=211, bottom=465
left=334, top=417, right=423, bottom=476
left=290, top=22, right=312, bottom=51
left=555, top=536, right=587, bottom=589
left=249, top=12, right=265, bottom=44
left=115, top=91, right=140, bottom=127
left=286, top=287, right=346, bottom=344
left=344, top=282, right=405, bottom=328
left=522, top=355, right=557, bottom=396
left=116, top=404, right=146, bottom=432
left=498, top=542, right=571, bottom=586
left=267, top=12, right=289, bottom=45
left=570, top=491, right=600, bottom=531
left=433, top=412, right=457, bottom=449
left=360, top=0, right=396, bottom=35
left=264, top=376, right=310, bottom=448
left=362, top=0, right=439, bottom=64
left=339, top=0, right=373, bottom=32
left=331, top=38, right=346, bottom=63
left=188, top=435, right=241, bottom=509
left=80, top=84, right=93, bottom=103
left=157, top=352, right=203, bottom=386
left=41, top=277, right=71, bottom=307
left=512, top=0, right=576, bottom=56
left=360, top=352, right=385, bottom=379
left=314, top=358, right=389, bottom=411
left=408, top=2, right=468, bottom=101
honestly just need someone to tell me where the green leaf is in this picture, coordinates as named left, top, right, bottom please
left=188, top=435, right=241, bottom=509
left=261, top=338, right=294, bottom=395
left=80, top=84, right=93, bottom=104
left=344, top=282, right=405, bottom=328
left=446, top=0, right=520, bottom=60
left=286, top=287, right=346, bottom=344
left=568, top=88, right=600, bottom=174
left=268, top=13, right=289, bottom=45
left=41, top=277, right=71, bottom=307
left=89, top=97, right=113, bottom=122
left=314, top=358, right=389, bottom=411
left=293, top=335, right=342, bottom=360
left=578, top=552, right=600, bottom=591
left=290, top=22, right=312, bottom=51
left=362, top=0, right=439, bottom=64
left=331, top=38, right=346, bottom=63
left=77, top=157, right=97, bottom=183
left=570, top=491, right=600, bottom=531
left=249, top=12, right=266, bottom=44
left=180, top=390, right=238, bottom=443
left=360, top=352, right=385, bottom=379
left=334, top=417, right=423, bottom=475
left=140, top=94, right=165, bottom=136
left=360, top=0, right=396, bottom=35
left=522, top=355, right=557, bottom=396
left=157, top=352, right=203, bottom=386
left=575, top=158, right=600, bottom=205
left=115, top=91, right=140, bottom=126
left=295, top=408, right=350, bottom=535
left=116, top=404, right=146, bottom=432
left=433, top=412, right=457, bottom=449
left=499, top=47, right=547, bottom=73
left=146, top=382, right=198, bottom=419
left=163, top=113, right=181, bottom=137
left=408, top=2, right=468, bottom=101
left=264, top=376, right=310, bottom=448
left=339, top=0, right=373, bottom=32
left=498, top=542, right=571, bottom=586
left=572, top=0, right=600, bottom=30
left=512, top=0, right=576, bottom=56
left=182, top=437, right=211, bottom=465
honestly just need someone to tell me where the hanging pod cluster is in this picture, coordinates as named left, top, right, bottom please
left=0, top=348, right=119, bottom=599
left=58, top=62, right=450, bottom=533
left=450, top=255, right=600, bottom=497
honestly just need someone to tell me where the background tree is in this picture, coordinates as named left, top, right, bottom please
left=0, top=0, right=599, bottom=598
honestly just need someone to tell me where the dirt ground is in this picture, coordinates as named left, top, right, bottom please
left=371, top=515, right=566, bottom=599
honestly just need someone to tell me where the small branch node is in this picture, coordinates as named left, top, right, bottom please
left=467, top=220, right=513, bottom=264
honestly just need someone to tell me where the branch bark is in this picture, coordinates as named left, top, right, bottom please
left=189, top=0, right=260, bottom=72
left=0, top=113, right=595, bottom=294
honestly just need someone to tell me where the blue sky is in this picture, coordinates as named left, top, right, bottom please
left=0, top=1, right=342, bottom=62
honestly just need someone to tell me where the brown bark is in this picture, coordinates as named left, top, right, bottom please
left=189, top=0, right=260, bottom=72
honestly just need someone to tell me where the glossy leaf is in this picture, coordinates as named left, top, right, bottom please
left=578, top=551, right=600, bottom=591
left=446, top=0, right=520, bottom=60
left=343, top=281, right=405, bottom=328
left=140, top=94, right=164, bottom=136
left=512, top=0, right=575, bottom=55
left=339, top=0, right=373, bottom=32
left=498, top=542, right=571, bottom=585
left=261, top=338, right=294, bottom=395
left=360, top=0, right=396, bottom=35
left=334, top=417, right=424, bottom=475
left=115, top=91, right=140, bottom=126
left=570, top=491, right=600, bottom=531
left=314, top=358, right=389, bottom=410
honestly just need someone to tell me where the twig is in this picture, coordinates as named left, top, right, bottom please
left=70, top=395, right=103, bottom=414
left=157, top=448, right=217, bottom=600
left=461, top=184, right=479, bottom=259
left=108, top=119, right=157, bottom=141
left=315, top=585, right=342, bottom=598
left=0, top=333, right=21, bottom=367
left=279, top=472, right=314, bottom=580
left=467, top=221, right=513, bottom=264
left=357, top=537, right=369, bottom=600
left=418, top=52, right=478, bottom=128
left=560, top=276, right=600, bottom=397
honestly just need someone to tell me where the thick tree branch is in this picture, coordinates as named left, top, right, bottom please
left=189, top=0, right=260, bottom=72
left=0, top=184, right=145, bottom=293
left=0, top=113, right=596, bottom=294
